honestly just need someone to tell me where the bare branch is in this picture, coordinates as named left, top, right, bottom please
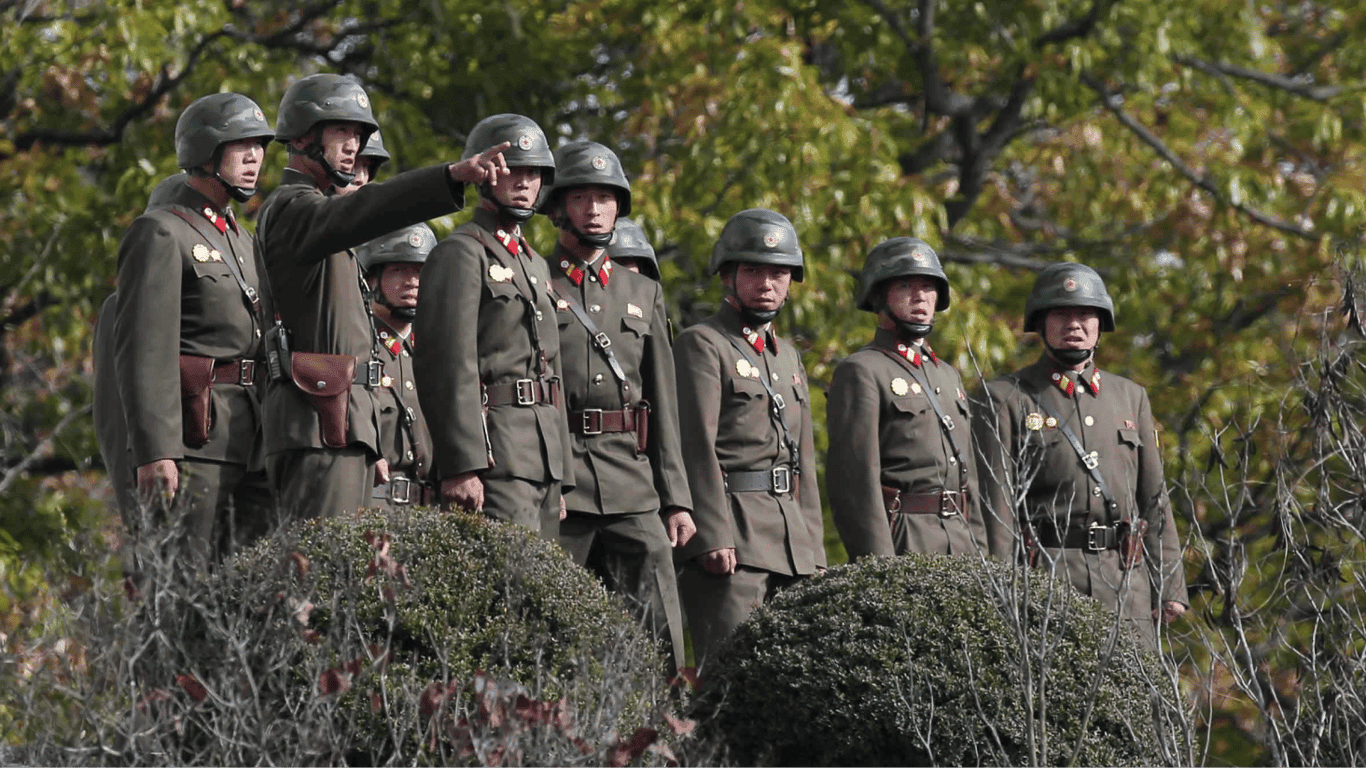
left=1081, top=73, right=1319, bottom=241
left=0, top=403, right=91, bottom=495
left=1173, top=54, right=1348, bottom=102
left=1033, top=0, right=1102, bottom=48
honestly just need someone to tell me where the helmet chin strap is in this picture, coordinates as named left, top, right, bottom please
left=375, top=287, right=417, bottom=321
left=481, top=183, right=535, bottom=224
left=573, top=227, right=613, bottom=248
left=1047, top=344, right=1093, bottom=366
left=879, top=293, right=932, bottom=341
left=302, top=126, right=355, bottom=187
left=727, top=285, right=782, bottom=324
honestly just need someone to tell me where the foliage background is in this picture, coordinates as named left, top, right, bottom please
left=4, top=0, right=1366, bottom=762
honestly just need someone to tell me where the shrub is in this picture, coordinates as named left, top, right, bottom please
left=691, top=553, right=1175, bottom=766
left=8, top=507, right=675, bottom=765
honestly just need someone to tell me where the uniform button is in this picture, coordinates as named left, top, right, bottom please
left=315, top=381, right=327, bottom=389
left=771, top=373, right=779, bottom=382
left=1092, top=487, right=1102, bottom=496
left=1084, top=415, right=1094, bottom=426
left=535, top=310, right=544, bottom=321
left=897, top=344, right=906, bottom=352
left=405, top=450, right=414, bottom=461
left=743, top=327, right=752, bottom=335
left=529, top=275, right=538, bottom=285
left=594, top=374, right=604, bottom=384
left=402, top=349, right=409, bottom=358
left=255, top=328, right=262, bottom=338
left=590, top=304, right=601, bottom=313
left=404, top=380, right=414, bottom=390
left=948, top=456, right=957, bottom=465
left=589, top=275, right=597, bottom=282
left=935, top=386, right=941, bottom=394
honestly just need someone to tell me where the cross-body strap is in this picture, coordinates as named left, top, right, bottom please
left=159, top=207, right=261, bottom=318
left=545, top=283, right=630, bottom=404
left=1014, top=375, right=1119, bottom=515
left=871, top=346, right=969, bottom=488
left=713, top=329, right=802, bottom=478
left=456, top=226, right=550, bottom=379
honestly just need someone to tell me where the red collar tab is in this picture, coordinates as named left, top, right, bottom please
left=741, top=325, right=777, bottom=355
left=1086, top=369, right=1102, bottom=395
left=378, top=329, right=404, bottom=356
left=894, top=343, right=925, bottom=368
left=495, top=227, right=521, bottom=258
left=558, top=255, right=613, bottom=287
left=200, top=205, right=230, bottom=235
left=1049, top=370, right=1076, bottom=397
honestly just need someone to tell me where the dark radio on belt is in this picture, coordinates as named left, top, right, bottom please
left=265, top=322, right=292, bottom=383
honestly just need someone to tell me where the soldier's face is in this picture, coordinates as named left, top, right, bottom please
left=492, top=167, right=543, bottom=209
left=562, top=186, right=619, bottom=237
left=319, top=122, right=363, bottom=174
left=728, top=263, right=792, bottom=311
left=1044, top=307, right=1101, bottom=350
left=336, top=159, right=373, bottom=197
left=216, top=139, right=264, bottom=190
left=883, top=276, right=938, bottom=325
left=379, top=263, right=421, bottom=308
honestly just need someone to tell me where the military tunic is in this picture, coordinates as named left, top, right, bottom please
left=113, top=182, right=271, bottom=560
left=549, top=243, right=693, bottom=672
left=827, top=328, right=985, bottom=558
left=371, top=319, right=433, bottom=508
left=674, top=302, right=824, bottom=665
left=414, top=207, right=573, bottom=537
left=256, top=165, right=463, bottom=520
left=93, top=294, right=137, bottom=517
left=973, top=355, right=1189, bottom=647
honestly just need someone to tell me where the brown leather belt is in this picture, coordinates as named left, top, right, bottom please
left=882, top=485, right=969, bottom=518
left=1031, top=520, right=1121, bottom=551
left=569, top=408, right=637, bottom=435
left=372, top=474, right=433, bottom=506
left=211, top=358, right=262, bottom=386
left=484, top=378, right=559, bottom=407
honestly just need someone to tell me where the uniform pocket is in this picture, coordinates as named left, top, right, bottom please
left=889, top=393, right=930, bottom=417
left=487, top=279, right=521, bottom=303
left=729, top=375, right=767, bottom=400
left=1118, top=428, right=1143, bottom=448
left=621, top=314, right=649, bottom=338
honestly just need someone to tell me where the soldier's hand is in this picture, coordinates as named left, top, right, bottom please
left=699, top=547, right=736, bottom=576
left=665, top=508, right=697, bottom=548
left=1158, top=601, right=1187, bottom=624
left=559, top=495, right=567, bottom=521
left=448, top=142, right=512, bottom=187
left=442, top=471, right=484, bottom=512
left=374, top=459, right=390, bottom=485
left=136, top=459, right=179, bottom=506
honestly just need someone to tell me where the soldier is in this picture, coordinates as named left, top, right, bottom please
left=95, top=173, right=190, bottom=520
left=674, top=208, right=825, bottom=668
left=604, top=217, right=660, bottom=279
left=257, top=74, right=509, bottom=521
left=541, top=141, right=694, bottom=673
left=337, top=128, right=389, bottom=195
left=972, top=262, right=1188, bottom=649
left=414, top=114, right=572, bottom=537
left=355, top=223, right=437, bottom=509
left=826, top=238, right=985, bottom=559
left=112, top=94, right=274, bottom=563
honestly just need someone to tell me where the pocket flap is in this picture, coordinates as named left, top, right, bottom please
left=179, top=355, right=215, bottom=397
left=621, top=314, right=650, bottom=337
left=1118, top=427, right=1143, bottom=447
left=729, top=374, right=767, bottom=399
left=292, top=352, right=356, bottom=398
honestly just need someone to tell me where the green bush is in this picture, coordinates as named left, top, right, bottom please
left=9, top=507, right=672, bottom=765
left=691, top=553, right=1175, bottom=766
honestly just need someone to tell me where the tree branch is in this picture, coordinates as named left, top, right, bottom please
left=0, top=403, right=91, bottom=495
left=1173, top=54, right=1348, bottom=102
left=1033, top=0, right=1103, bottom=48
left=1082, top=73, right=1319, bottom=241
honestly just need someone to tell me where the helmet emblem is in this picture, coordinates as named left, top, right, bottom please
left=763, top=232, right=780, bottom=248
left=517, top=132, right=534, bottom=151
left=253, top=108, right=265, bottom=122
left=408, top=232, right=423, bottom=247
left=1063, top=277, right=1079, bottom=292
left=356, top=92, right=369, bottom=109
left=911, top=248, right=926, bottom=263
left=591, top=155, right=607, bottom=170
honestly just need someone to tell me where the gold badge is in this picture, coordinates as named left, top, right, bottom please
left=627, top=303, right=643, bottom=318
left=736, top=359, right=752, bottom=378
left=209, top=249, right=223, bottom=262
left=489, top=264, right=513, bottom=283
left=192, top=244, right=211, bottom=262
left=1044, top=416, right=1057, bottom=428
left=910, top=381, right=923, bottom=395
left=891, top=377, right=909, bottom=396
left=380, top=375, right=393, bottom=387
left=556, top=299, right=569, bottom=311
left=1025, top=413, right=1044, bottom=431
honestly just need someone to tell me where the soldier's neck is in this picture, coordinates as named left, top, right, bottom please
left=185, top=174, right=231, bottom=212
left=558, top=231, right=604, bottom=263
left=373, top=304, right=411, bottom=338
left=288, top=155, right=334, bottom=192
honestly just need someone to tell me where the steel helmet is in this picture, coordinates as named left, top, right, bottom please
left=1023, top=262, right=1115, bottom=332
left=708, top=208, right=804, bottom=282
left=856, top=237, right=950, bottom=312
left=606, top=218, right=658, bottom=279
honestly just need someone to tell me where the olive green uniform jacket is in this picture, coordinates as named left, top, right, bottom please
left=93, top=294, right=136, bottom=514
left=414, top=208, right=573, bottom=493
left=673, top=303, right=824, bottom=575
left=256, top=165, right=463, bottom=459
left=114, top=183, right=265, bottom=470
left=974, top=356, right=1189, bottom=626
left=549, top=244, right=691, bottom=516
left=826, top=328, right=985, bottom=558
left=373, top=319, right=432, bottom=482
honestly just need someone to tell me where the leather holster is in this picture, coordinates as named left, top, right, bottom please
left=634, top=401, right=651, bottom=454
left=178, top=354, right=216, bottom=447
left=291, top=352, right=355, bottom=449
left=1118, top=519, right=1149, bottom=570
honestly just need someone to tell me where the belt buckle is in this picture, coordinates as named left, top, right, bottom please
left=1086, top=521, right=1108, bottom=551
left=1083, top=451, right=1100, bottom=470
left=593, top=332, right=612, bottom=350
left=770, top=466, right=792, bottom=495
left=366, top=360, right=384, bottom=388
left=239, top=359, right=254, bottom=384
left=514, top=378, right=536, bottom=406
left=389, top=476, right=412, bottom=505
left=941, top=414, right=955, bottom=431
left=580, top=409, right=603, bottom=435
left=939, top=490, right=961, bottom=518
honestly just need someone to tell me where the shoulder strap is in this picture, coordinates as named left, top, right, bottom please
left=545, top=283, right=631, bottom=404
left=710, top=327, right=802, bottom=477
left=1011, top=375, right=1119, bottom=516
left=871, top=346, right=969, bottom=486
left=159, top=207, right=261, bottom=317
